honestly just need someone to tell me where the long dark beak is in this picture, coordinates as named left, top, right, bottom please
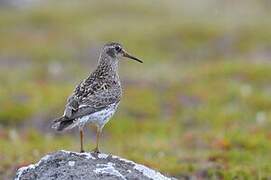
left=122, top=51, right=143, bottom=63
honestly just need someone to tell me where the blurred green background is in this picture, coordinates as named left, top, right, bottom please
left=1, top=0, right=271, bottom=179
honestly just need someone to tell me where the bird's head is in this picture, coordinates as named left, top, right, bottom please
left=102, top=42, right=143, bottom=63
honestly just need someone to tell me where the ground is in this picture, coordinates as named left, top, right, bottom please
left=0, top=1, right=271, bottom=179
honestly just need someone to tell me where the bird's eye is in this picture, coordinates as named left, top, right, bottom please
left=115, top=46, right=122, bottom=52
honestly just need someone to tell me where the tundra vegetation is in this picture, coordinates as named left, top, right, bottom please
left=0, top=0, right=271, bottom=179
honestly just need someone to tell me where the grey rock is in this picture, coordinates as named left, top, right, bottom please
left=15, top=150, right=173, bottom=180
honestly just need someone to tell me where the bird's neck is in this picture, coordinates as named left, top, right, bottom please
left=96, top=55, right=119, bottom=77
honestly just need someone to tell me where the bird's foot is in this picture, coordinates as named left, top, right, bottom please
left=92, top=147, right=100, bottom=154
left=80, top=150, right=85, bottom=153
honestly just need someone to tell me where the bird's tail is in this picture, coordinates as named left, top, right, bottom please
left=51, top=116, right=74, bottom=131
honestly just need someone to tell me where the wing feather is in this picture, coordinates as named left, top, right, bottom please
left=54, top=67, right=121, bottom=130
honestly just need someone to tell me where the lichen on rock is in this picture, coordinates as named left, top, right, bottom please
left=15, top=150, right=173, bottom=180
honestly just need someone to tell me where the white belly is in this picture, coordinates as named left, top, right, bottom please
left=75, top=103, right=119, bottom=129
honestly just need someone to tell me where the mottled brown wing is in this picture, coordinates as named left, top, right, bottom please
left=63, top=80, right=121, bottom=120
left=80, top=86, right=121, bottom=108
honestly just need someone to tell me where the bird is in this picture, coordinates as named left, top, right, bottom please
left=51, top=42, right=143, bottom=153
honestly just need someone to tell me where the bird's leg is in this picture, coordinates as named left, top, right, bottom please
left=80, top=128, right=85, bottom=153
left=92, top=127, right=102, bottom=153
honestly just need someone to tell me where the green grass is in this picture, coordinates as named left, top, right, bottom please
left=1, top=61, right=271, bottom=179
left=1, top=0, right=271, bottom=179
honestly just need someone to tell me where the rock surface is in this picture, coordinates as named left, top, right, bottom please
left=15, top=150, right=173, bottom=180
